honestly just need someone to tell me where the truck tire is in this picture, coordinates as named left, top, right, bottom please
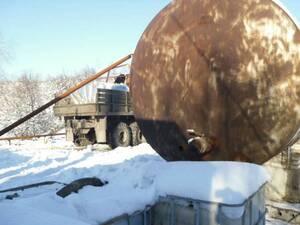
left=129, top=122, right=145, bottom=146
left=111, top=122, right=131, bottom=149
left=74, top=134, right=81, bottom=146
left=86, top=129, right=96, bottom=145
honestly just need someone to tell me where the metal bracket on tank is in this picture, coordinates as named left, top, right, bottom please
left=186, top=129, right=216, bottom=154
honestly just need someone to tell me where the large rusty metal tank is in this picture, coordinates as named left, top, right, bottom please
left=131, top=0, right=300, bottom=164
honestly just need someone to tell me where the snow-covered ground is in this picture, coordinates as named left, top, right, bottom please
left=0, top=138, right=160, bottom=225
left=266, top=218, right=291, bottom=225
left=0, top=136, right=283, bottom=225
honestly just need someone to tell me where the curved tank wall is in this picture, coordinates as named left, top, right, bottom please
left=131, top=0, right=300, bottom=164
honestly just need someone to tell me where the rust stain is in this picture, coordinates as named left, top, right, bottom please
left=295, top=29, right=300, bottom=43
left=131, top=0, right=300, bottom=164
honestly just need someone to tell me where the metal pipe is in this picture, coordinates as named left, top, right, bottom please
left=0, top=133, right=66, bottom=141
left=0, top=54, right=132, bottom=137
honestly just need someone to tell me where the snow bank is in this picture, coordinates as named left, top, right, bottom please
left=266, top=218, right=290, bottom=225
left=0, top=138, right=269, bottom=225
left=152, top=162, right=269, bottom=204
left=0, top=202, right=90, bottom=225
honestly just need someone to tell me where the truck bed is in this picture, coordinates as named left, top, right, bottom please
left=54, top=88, right=133, bottom=117
left=54, top=103, right=133, bottom=117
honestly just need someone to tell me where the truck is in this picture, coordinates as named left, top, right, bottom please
left=53, top=74, right=144, bottom=148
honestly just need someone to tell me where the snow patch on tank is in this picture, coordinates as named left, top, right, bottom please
left=97, top=83, right=129, bottom=92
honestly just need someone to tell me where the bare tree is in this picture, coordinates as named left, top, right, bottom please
left=0, top=67, right=98, bottom=137
left=47, top=67, right=96, bottom=97
left=0, top=73, right=57, bottom=136
left=15, top=73, right=56, bottom=135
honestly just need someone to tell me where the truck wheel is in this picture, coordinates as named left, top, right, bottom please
left=74, top=134, right=81, bottom=146
left=111, top=122, right=131, bottom=148
left=86, top=129, right=96, bottom=145
left=129, top=122, right=145, bottom=146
